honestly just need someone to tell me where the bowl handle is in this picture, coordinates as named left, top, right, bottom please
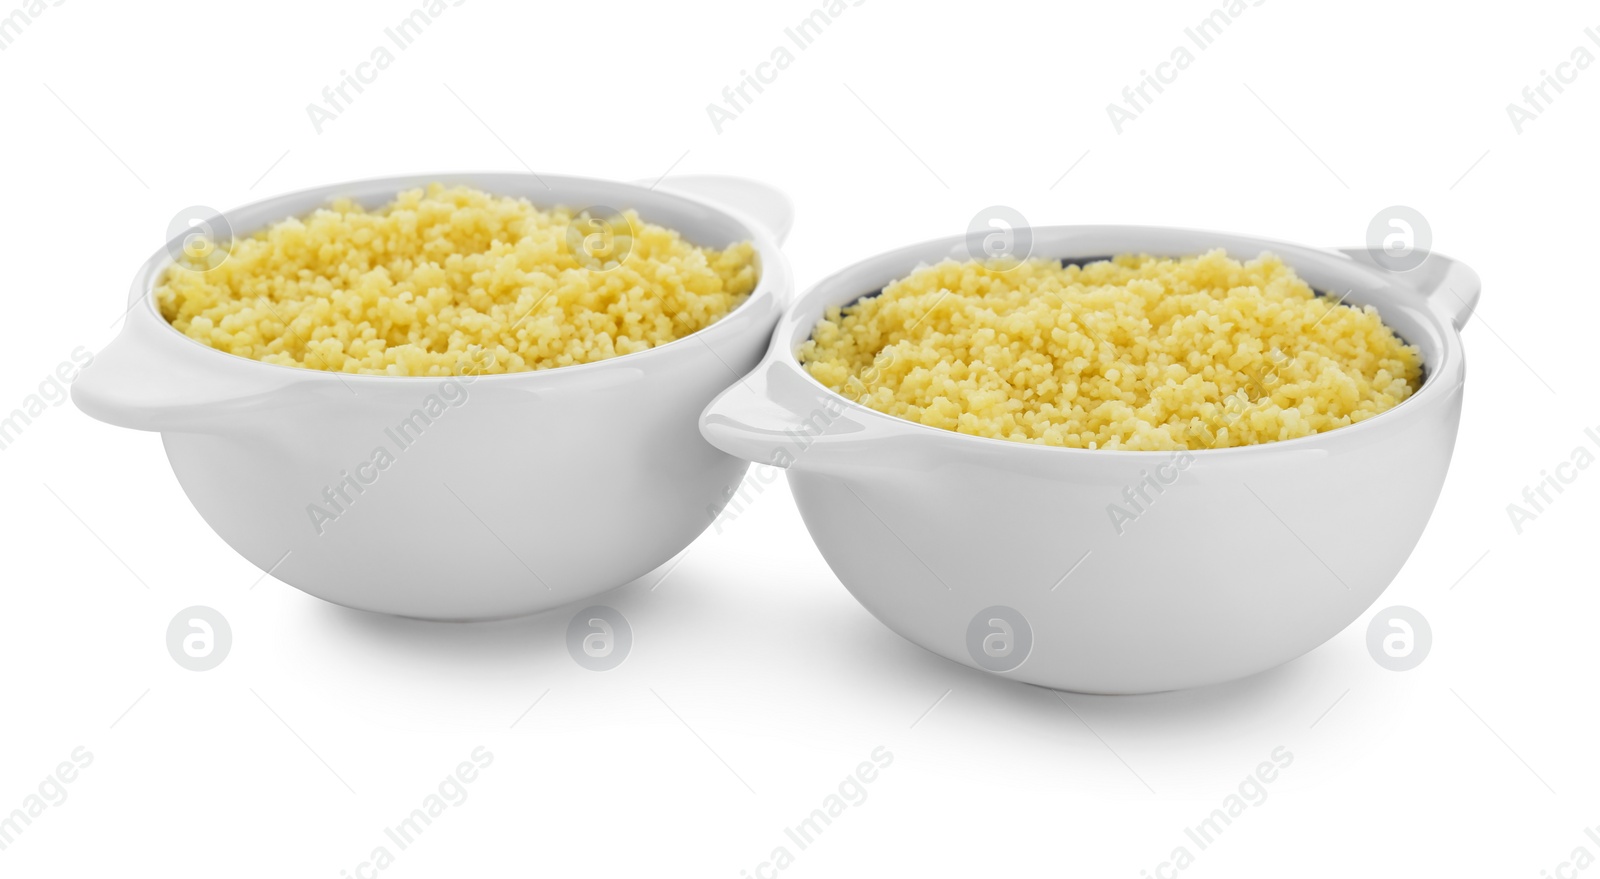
left=645, top=175, right=795, bottom=245
left=1337, top=247, right=1481, bottom=330
left=73, top=305, right=308, bottom=432
left=700, top=359, right=897, bottom=471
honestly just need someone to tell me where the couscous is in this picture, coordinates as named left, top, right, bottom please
left=156, top=184, right=758, bottom=375
left=797, top=251, right=1422, bottom=450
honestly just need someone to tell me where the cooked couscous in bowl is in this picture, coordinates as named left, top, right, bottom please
left=797, top=250, right=1423, bottom=451
left=156, top=184, right=760, bottom=376
left=76, top=172, right=794, bottom=620
left=702, top=225, right=1475, bottom=692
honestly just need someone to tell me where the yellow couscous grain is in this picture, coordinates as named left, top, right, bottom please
left=156, top=184, right=758, bottom=376
left=797, top=251, right=1423, bottom=451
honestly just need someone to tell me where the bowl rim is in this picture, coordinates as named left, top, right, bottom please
left=758, top=223, right=1465, bottom=460
left=131, top=170, right=787, bottom=386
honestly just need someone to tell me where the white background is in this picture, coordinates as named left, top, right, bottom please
left=2, top=0, right=1597, bottom=875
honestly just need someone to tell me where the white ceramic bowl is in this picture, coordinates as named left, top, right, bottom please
left=75, top=173, right=794, bottom=620
left=701, top=227, right=1478, bottom=693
